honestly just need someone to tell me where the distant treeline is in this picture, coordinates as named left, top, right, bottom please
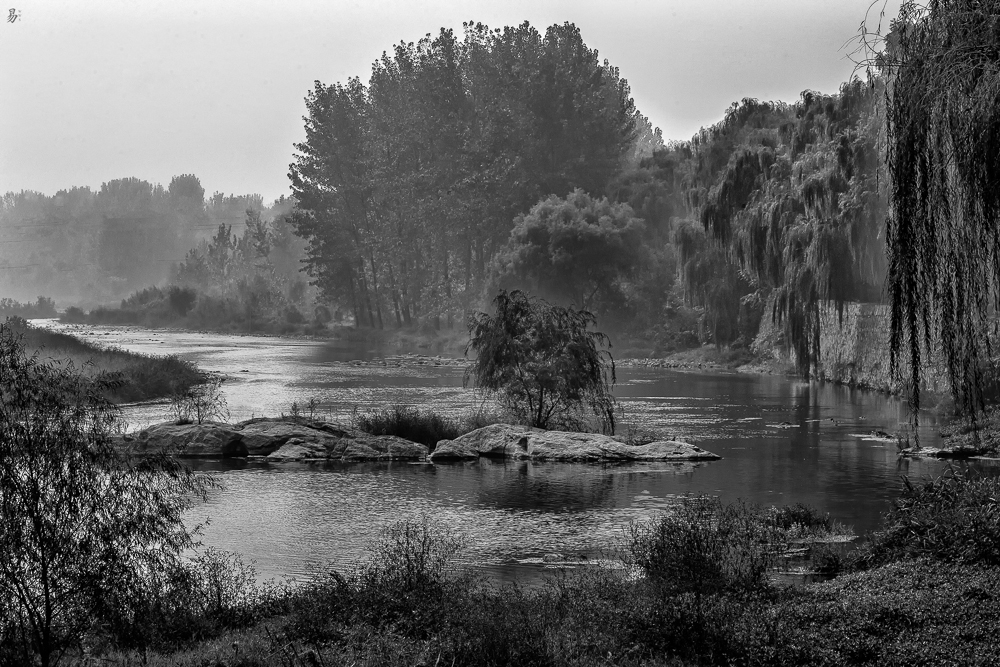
left=0, top=178, right=305, bottom=307
left=0, top=296, right=57, bottom=319
left=290, top=20, right=887, bottom=367
left=64, top=282, right=329, bottom=336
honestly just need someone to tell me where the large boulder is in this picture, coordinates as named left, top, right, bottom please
left=235, top=419, right=350, bottom=456
left=333, top=435, right=429, bottom=461
left=429, top=438, right=480, bottom=461
left=445, top=423, right=533, bottom=458
left=130, top=418, right=429, bottom=462
left=129, top=422, right=247, bottom=458
left=266, top=438, right=326, bottom=462
left=524, top=431, right=632, bottom=461
left=429, top=425, right=722, bottom=462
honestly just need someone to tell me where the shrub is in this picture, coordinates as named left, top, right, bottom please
left=169, top=376, right=229, bottom=424
left=353, top=405, right=460, bottom=448
left=624, top=496, right=783, bottom=598
left=0, top=322, right=212, bottom=666
left=166, top=285, right=197, bottom=317
left=853, top=467, right=1000, bottom=569
left=61, top=306, right=86, bottom=323
left=767, top=502, right=832, bottom=534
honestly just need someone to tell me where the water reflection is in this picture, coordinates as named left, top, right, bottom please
left=37, top=323, right=965, bottom=581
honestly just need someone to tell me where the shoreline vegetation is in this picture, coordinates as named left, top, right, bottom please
left=5, top=317, right=202, bottom=403
left=14, top=467, right=1000, bottom=667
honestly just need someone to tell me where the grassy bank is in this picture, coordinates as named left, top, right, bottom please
left=15, top=468, right=996, bottom=667
left=8, top=317, right=202, bottom=402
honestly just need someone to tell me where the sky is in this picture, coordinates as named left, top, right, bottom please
left=0, top=0, right=899, bottom=204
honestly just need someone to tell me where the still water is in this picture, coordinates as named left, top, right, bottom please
left=40, top=322, right=967, bottom=581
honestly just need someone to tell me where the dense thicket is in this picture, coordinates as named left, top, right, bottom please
left=289, top=22, right=643, bottom=330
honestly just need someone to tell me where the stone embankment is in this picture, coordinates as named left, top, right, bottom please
left=122, top=419, right=721, bottom=464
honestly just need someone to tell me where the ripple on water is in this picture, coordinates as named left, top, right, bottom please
left=31, top=322, right=955, bottom=582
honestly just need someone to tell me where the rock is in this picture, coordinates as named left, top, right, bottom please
left=130, top=422, right=247, bottom=458
left=432, top=425, right=722, bottom=462
left=332, top=435, right=429, bottom=461
left=625, top=440, right=722, bottom=461
left=428, top=438, right=480, bottom=461
left=235, top=419, right=346, bottom=456
left=899, top=446, right=981, bottom=459
left=526, top=431, right=631, bottom=461
left=266, top=439, right=326, bottom=462
left=132, top=418, right=429, bottom=462
left=446, top=423, right=532, bottom=458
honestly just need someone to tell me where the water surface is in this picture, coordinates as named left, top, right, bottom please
left=39, top=322, right=967, bottom=581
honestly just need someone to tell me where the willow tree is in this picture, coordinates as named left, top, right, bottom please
left=875, top=1, right=1000, bottom=414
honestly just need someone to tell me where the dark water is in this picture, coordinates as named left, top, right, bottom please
left=37, top=322, right=971, bottom=582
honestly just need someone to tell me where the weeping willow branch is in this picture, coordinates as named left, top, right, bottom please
left=867, top=1, right=1000, bottom=415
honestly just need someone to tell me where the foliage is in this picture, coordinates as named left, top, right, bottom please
left=465, top=290, right=617, bottom=431
left=0, top=322, right=211, bottom=667
left=857, top=1, right=1000, bottom=415
left=49, top=496, right=1000, bottom=667
left=289, top=21, right=641, bottom=330
left=853, top=467, right=1000, bottom=569
left=7, top=317, right=201, bottom=403
left=352, top=405, right=460, bottom=448
left=624, top=496, right=784, bottom=599
left=490, top=190, right=649, bottom=321
left=110, top=548, right=286, bottom=651
left=0, top=179, right=303, bottom=310
left=169, top=376, right=229, bottom=425
left=0, top=296, right=57, bottom=319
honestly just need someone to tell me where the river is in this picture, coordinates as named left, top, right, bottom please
left=38, top=322, right=967, bottom=582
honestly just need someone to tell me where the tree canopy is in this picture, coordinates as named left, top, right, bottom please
left=288, top=21, right=640, bottom=330
left=490, top=190, right=648, bottom=319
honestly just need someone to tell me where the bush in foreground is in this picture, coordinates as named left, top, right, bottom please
left=0, top=322, right=213, bottom=667
left=853, top=466, right=1000, bottom=569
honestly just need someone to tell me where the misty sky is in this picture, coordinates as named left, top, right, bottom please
left=0, top=0, right=898, bottom=204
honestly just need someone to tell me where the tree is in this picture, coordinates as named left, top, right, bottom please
left=288, top=20, right=642, bottom=328
left=861, top=0, right=1000, bottom=415
left=465, top=290, right=616, bottom=432
left=0, top=322, right=211, bottom=666
left=490, top=190, right=648, bottom=317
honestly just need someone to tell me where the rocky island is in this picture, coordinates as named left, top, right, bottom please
left=122, top=418, right=721, bottom=464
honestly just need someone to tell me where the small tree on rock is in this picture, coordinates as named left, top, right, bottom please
left=465, top=290, right=617, bottom=432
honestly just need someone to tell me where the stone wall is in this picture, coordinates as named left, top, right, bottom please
left=753, top=301, right=951, bottom=396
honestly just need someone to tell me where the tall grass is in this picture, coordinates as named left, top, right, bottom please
left=352, top=405, right=506, bottom=449
left=852, top=467, right=1000, bottom=568
left=8, top=318, right=202, bottom=402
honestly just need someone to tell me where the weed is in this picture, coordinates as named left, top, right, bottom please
left=170, top=376, right=229, bottom=425
left=353, top=405, right=460, bottom=448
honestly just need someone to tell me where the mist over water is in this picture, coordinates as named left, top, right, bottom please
left=31, top=321, right=970, bottom=582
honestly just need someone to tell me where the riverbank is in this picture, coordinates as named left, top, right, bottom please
left=7, top=318, right=202, bottom=402
left=56, top=469, right=1000, bottom=667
